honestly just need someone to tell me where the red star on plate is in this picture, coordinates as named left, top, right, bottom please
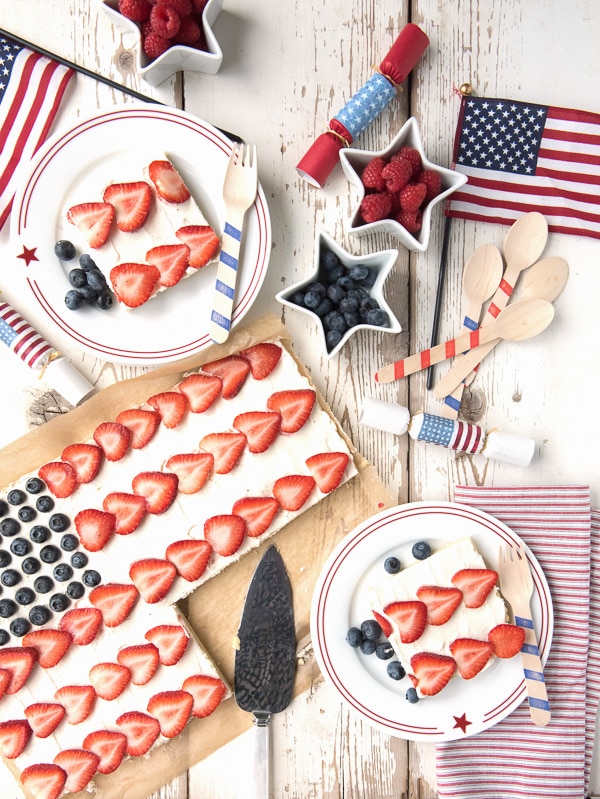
left=17, top=245, right=39, bottom=266
left=453, top=713, right=472, bottom=733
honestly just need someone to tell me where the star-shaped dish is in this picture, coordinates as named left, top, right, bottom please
left=339, top=117, right=467, bottom=252
left=102, top=0, right=223, bottom=87
left=276, top=229, right=401, bottom=359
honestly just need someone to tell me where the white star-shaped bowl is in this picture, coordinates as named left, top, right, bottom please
left=101, top=0, right=223, bottom=87
left=339, top=117, right=467, bottom=252
left=276, top=229, right=401, bottom=359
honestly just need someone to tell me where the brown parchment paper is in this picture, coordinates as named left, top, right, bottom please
left=1, top=315, right=394, bottom=799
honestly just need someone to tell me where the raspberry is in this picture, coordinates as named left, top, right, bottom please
left=399, top=182, right=427, bottom=212
left=150, top=3, right=181, bottom=37
left=119, top=0, right=152, bottom=21
left=420, top=170, right=442, bottom=202
left=192, top=0, right=208, bottom=13
left=395, top=209, right=423, bottom=234
left=174, top=15, right=201, bottom=45
left=361, top=158, right=386, bottom=192
left=359, top=193, right=392, bottom=223
left=158, top=0, right=192, bottom=15
left=392, top=145, right=422, bottom=172
left=143, top=31, right=171, bottom=59
left=381, top=159, right=412, bottom=192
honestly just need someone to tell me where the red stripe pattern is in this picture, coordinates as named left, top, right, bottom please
left=0, top=301, right=54, bottom=368
left=436, top=485, right=593, bottom=799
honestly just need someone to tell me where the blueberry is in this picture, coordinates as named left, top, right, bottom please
left=307, top=281, right=327, bottom=297
left=60, top=534, right=78, bottom=552
left=34, top=576, right=54, bottom=594
left=289, top=290, right=306, bottom=307
left=323, top=311, right=347, bottom=333
left=405, top=687, right=419, bottom=703
left=22, top=557, right=41, bottom=575
left=29, top=605, right=51, bottom=626
left=339, top=296, right=359, bottom=314
left=7, top=489, right=26, bottom=505
left=412, top=541, right=432, bottom=561
left=96, top=291, right=114, bottom=311
left=325, top=263, right=345, bottom=282
left=0, top=518, right=20, bottom=536
left=0, top=499, right=7, bottom=517
left=376, top=642, right=394, bottom=660
left=0, top=629, right=9, bottom=645
left=68, top=268, right=87, bottom=288
left=314, top=298, right=333, bottom=317
left=326, top=283, right=346, bottom=305
left=48, top=593, right=70, bottom=613
left=360, top=638, right=377, bottom=655
left=82, top=569, right=101, bottom=587
left=366, top=308, right=390, bottom=327
left=321, top=250, right=340, bottom=271
left=10, top=617, right=31, bottom=637
left=1, top=569, right=21, bottom=587
left=0, top=598, right=17, bottom=618
left=361, top=619, right=382, bottom=641
left=66, top=581, right=85, bottom=600
left=0, top=551, right=11, bottom=568
left=65, top=289, right=84, bottom=311
left=18, top=506, right=36, bottom=523
left=30, top=525, right=50, bottom=544
left=70, top=551, right=88, bottom=570
left=40, top=545, right=61, bottom=564
left=86, top=268, right=107, bottom=291
left=36, top=495, right=55, bottom=513
left=303, top=290, right=324, bottom=310
left=387, top=661, right=406, bottom=681
left=26, top=477, right=45, bottom=494
left=346, top=626, right=363, bottom=648
left=10, top=538, right=31, bottom=557
left=384, top=556, right=401, bottom=574
left=53, top=563, right=73, bottom=582
left=336, top=275, right=355, bottom=291
left=15, top=587, right=35, bottom=606
left=325, top=329, right=343, bottom=350
left=348, top=264, right=370, bottom=282
left=54, top=240, right=76, bottom=260
left=342, top=311, right=360, bottom=328
left=79, top=253, right=98, bottom=271
left=49, top=513, right=70, bottom=532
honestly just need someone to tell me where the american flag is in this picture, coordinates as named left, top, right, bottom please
left=446, top=95, right=600, bottom=239
left=0, top=34, right=73, bottom=229
left=0, top=301, right=54, bottom=369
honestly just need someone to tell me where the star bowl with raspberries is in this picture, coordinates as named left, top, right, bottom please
left=339, top=117, right=467, bottom=252
left=101, top=0, right=223, bottom=87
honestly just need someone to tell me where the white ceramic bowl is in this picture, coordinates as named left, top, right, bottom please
left=101, top=0, right=223, bottom=87
left=339, top=117, right=467, bottom=252
left=276, top=230, right=401, bottom=359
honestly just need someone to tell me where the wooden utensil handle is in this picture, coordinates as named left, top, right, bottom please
left=209, top=210, right=246, bottom=344
left=512, top=602, right=551, bottom=727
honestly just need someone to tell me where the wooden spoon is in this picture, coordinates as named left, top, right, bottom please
left=375, top=298, right=555, bottom=383
left=461, top=244, right=504, bottom=329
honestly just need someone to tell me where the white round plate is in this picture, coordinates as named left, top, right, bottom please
left=310, top=501, right=553, bottom=741
left=10, top=105, right=271, bottom=364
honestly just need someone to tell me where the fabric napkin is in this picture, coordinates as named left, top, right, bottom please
left=435, top=485, right=596, bottom=799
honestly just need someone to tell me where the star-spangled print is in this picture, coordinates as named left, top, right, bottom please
left=335, top=73, right=396, bottom=139
left=0, top=36, right=20, bottom=101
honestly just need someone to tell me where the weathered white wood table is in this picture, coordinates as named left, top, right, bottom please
left=0, top=0, right=598, bottom=796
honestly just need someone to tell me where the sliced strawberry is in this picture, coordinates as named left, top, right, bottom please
left=165, top=452, right=213, bottom=494
left=202, top=355, right=251, bottom=398
left=89, top=661, right=131, bottom=701
left=53, top=748, right=100, bottom=794
left=182, top=674, right=227, bottom=718
left=74, top=507, right=116, bottom=552
left=233, top=411, right=281, bottom=453
left=410, top=652, right=456, bottom=696
left=148, top=159, right=191, bottom=203
left=451, top=568, right=499, bottom=608
left=204, top=514, right=246, bottom=557
left=115, top=710, right=161, bottom=757
left=488, top=623, right=525, bottom=658
left=103, top=491, right=148, bottom=535
left=20, top=763, right=67, bottom=799
left=117, top=643, right=160, bottom=685
left=110, top=262, right=160, bottom=308
left=176, top=224, right=220, bottom=267
left=82, top=729, right=127, bottom=774
left=178, top=372, right=223, bottom=412
left=372, top=610, right=393, bottom=638
left=449, top=638, right=495, bottom=679
left=0, top=667, right=10, bottom=700
left=103, top=181, right=152, bottom=232
left=132, top=470, right=178, bottom=513
left=272, top=474, right=315, bottom=511
left=145, top=624, right=189, bottom=666
left=59, top=607, right=103, bottom=646
left=199, top=431, right=247, bottom=473
left=266, top=389, right=316, bottom=432
left=93, top=420, right=131, bottom=461
left=382, top=600, right=427, bottom=644
left=166, top=538, right=213, bottom=581
left=147, top=390, right=189, bottom=428
left=115, top=408, right=161, bottom=448
left=0, top=646, right=38, bottom=693
left=129, top=558, right=177, bottom=603
left=61, top=443, right=103, bottom=484
left=415, top=585, right=463, bottom=626
left=37, top=461, right=78, bottom=498
left=239, top=342, right=282, bottom=379
left=25, top=702, right=66, bottom=738
left=54, top=685, right=96, bottom=725
left=231, top=496, right=279, bottom=538
left=305, top=451, right=349, bottom=493
left=67, top=201, right=114, bottom=248
left=0, top=718, right=32, bottom=758
left=147, top=689, right=193, bottom=738
left=22, top=629, right=72, bottom=668
left=89, top=583, right=139, bottom=627
left=146, top=243, right=190, bottom=286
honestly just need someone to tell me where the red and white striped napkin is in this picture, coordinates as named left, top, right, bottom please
left=436, top=485, right=597, bottom=799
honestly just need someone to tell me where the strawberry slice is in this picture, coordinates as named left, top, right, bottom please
left=199, top=432, right=247, bottom=473
left=202, top=355, right=251, bottom=398
left=449, top=638, right=495, bottom=679
left=103, top=180, right=152, bottom=232
left=233, top=411, right=281, bottom=453
left=20, top=763, right=67, bottom=799
left=272, top=474, right=315, bottom=511
left=61, top=443, right=103, bottom=483
left=488, top=623, right=525, bottom=658
left=266, top=389, right=316, bottom=432
left=115, top=710, right=161, bottom=756
left=129, top=558, right=177, bottom=603
left=0, top=646, right=38, bottom=693
left=59, top=607, right=103, bottom=646
left=37, top=461, right=78, bottom=498
left=22, top=629, right=73, bottom=668
left=117, top=643, right=160, bottom=685
left=132, top=470, right=178, bottom=513
left=145, top=623, right=189, bottom=666
left=89, top=661, right=131, bottom=700
left=182, top=674, right=227, bottom=718
left=147, top=390, right=189, bottom=428
left=410, top=652, right=456, bottom=696
left=74, top=507, right=116, bottom=551
left=110, top=262, right=160, bottom=308
left=178, top=372, right=223, bottom=412
left=54, top=685, right=96, bottom=724
left=176, top=224, right=220, bottom=267
left=148, top=159, right=191, bottom=203
left=115, top=408, right=161, bottom=448
left=53, top=748, right=100, bottom=794
left=372, top=610, right=393, bottom=638
left=147, top=689, right=194, bottom=738
left=204, top=514, right=246, bottom=556
left=146, top=243, right=191, bottom=286
left=103, top=492, right=148, bottom=535
left=239, top=342, right=282, bottom=379
left=165, top=452, right=213, bottom=494
left=232, top=496, right=279, bottom=538
left=415, top=585, right=463, bottom=626
left=451, top=568, right=498, bottom=608
left=0, top=718, right=32, bottom=758
left=25, top=702, right=66, bottom=738
left=0, top=668, right=10, bottom=700
left=82, top=729, right=127, bottom=774
left=305, top=451, right=349, bottom=493
left=382, top=600, right=427, bottom=644
left=67, top=201, right=114, bottom=248
left=93, top=420, right=132, bottom=461
left=166, top=539, right=213, bottom=581
left=89, top=583, right=139, bottom=627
